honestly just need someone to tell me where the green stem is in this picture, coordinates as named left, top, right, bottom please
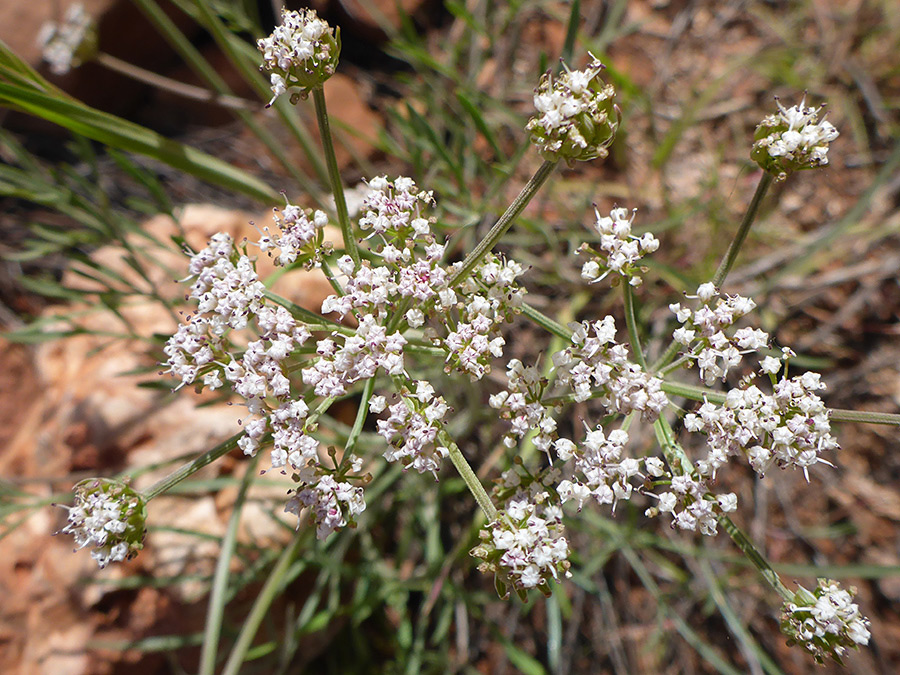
left=717, top=514, right=793, bottom=601
left=657, top=353, right=693, bottom=377
left=653, top=415, right=792, bottom=601
left=449, top=160, right=558, bottom=288
left=828, top=408, right=900, bottom=426
left=659, top=380, right=900, bottom=427
left=142, top=433, right=241, bottom=501
left=306, top=396, right=337, bottom=431
left=221, top=531, right=307, bottom=675
left=650, top=338, right=682, bottom=375
left=263, top=289, right=350, bottom=334
left=439, top=430, right=497, bottom=521
left=345, top=378, right=375, bottom=453
left=651, top=172, right=773, bottom=374
left=622, top=282, right=648, bottom=370
left=653, top=413, right=694, bottom=477
left=199, top=451, right=261, bottom=675
left=712, top=172, right=773, bottom=288
left=319, top=258, right=346, bottom=297
left=521, top=302, right=572, bottom=341
left=312, top=87, right=359, bottom=268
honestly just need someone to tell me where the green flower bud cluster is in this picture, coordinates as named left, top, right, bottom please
left=526, top=57, right=618, bottom=165
left=751, top=96, right=838, bottom=181
left=257, top=8, right=341, bottom=106
left=781, top=579, right=870, bottom=665
left=58, top=478, right=147, bottom=568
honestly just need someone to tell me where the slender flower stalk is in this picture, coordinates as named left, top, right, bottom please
left=345, top=377, right=375, bottom=454
left=711, top=172, right=773, bottom=288
left=143, top=433, right=241, bottom=501
left=650, top=172, right=773, bottom=374
left=199, top=452, right=261, bottom=675
left=449, top=160, right=557, bottom=288
left=521, top=303, right=572, bottom=341
left=653, top=414, right=793, bottom=600
left=220, top=531, right=308, bottom=675
left=439, top=430, right=497, bottom=521
left=312, top=86, right=360, bottom=268
left=622, top=282, right=648, bottom=370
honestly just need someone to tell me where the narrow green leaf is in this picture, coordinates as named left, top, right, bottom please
left=0, top=49, right=278, bottom=204
left=455, top=90, right=505, bottom=161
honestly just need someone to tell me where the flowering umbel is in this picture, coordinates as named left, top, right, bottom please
left=471, top=495, right=571, bottom=601
left=257, top=8, right=340, bottom=105
left=36, top=3, right=97, bottom=76
left=781, top=580, right=871, bottom=664
left=579, top=207, right=660, bottom=287
left=57, top=478, right=146, bottom=568
left=751, top=96, right=839, bottom=181
left=526, top=56, right=618, bottom=164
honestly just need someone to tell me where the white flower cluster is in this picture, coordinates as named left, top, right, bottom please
left=526, top=57, right=618, bottom=163
left=553, top=316, right=669, bottom=420
left=752, top=96, right=839, bottom=181
left=472, top=495, right=571, bottom=597
left=670, top=282, right=839, bottom=479
left=257, top=8, right=339, bottom=104
left=647, top=473, right=737, bottom=536
left=782, top=579, right=871, bottom=663
left=301, top=314, right=407, bottom=398
left=305, top=176, right=456, bottom=400
left=256, top=200, right=330, bottom=267
left=37, top=3, right=96, bottom=76
left=554, top=427, right=650, bottom=513
left=670, top=282, right=764, bottom=385
left=685, top=370, right=838, bottom=480
left=285, top=457, right=367, bottom=540
left=163, top=233, right=269, bottom=389
left=164, top=232, right=378, bottom=538
left=323, top=177, right=450, bottom=321
left=58, top=479, right=145, bottom=569
left=443, top=255, right=526, bottom=380
left=580, top=207, right=659, bottom=287
left=489, top=359, right=556, bottom=452
left=375, top=381, right=450, bottom=476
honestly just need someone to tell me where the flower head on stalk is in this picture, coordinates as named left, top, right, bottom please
left=471, top=491, right=571, bottom=601
left=255, top=197, right=331, bottom=268
left=37, top=3, right=97, bottom=75
left=526, top=56, right=619, bottom=165
left=285, top=449, right=369, bottom=540
left=257, top=8, right=340, bottom=105
left=751, top=96, right=839, bottom=181
left=781, top=579, right=871, bottom=664
left=579, top=206, right=660, bottom=288
left=56, top=478, right=146, bottom=568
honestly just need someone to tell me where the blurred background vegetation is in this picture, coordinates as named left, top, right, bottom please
left=1, top=1, right=899, bottom=673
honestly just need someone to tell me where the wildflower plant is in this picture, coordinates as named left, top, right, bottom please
left=8, top=4, right=897, bottom=671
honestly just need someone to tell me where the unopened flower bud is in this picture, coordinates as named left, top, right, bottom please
left=751, top=96, right=838, bottom=181
left=526, top=56, right=618, bottom=164
left=57, top=478, right=146, bottom=568
left=258, top=8, right=341, bottom=105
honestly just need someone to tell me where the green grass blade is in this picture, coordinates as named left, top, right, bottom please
left=0, top=44, right=278, bottom=204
